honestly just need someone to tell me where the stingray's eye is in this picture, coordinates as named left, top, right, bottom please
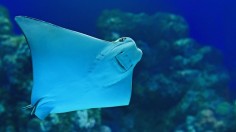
left=119, top=37, right=126, bottom=42
left=114, top=37, right=128, bottom=43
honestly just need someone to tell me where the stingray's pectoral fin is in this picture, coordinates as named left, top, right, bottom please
left=34, top=105, right=53, bottom=120
left=32, top=98, right=53, bottom=120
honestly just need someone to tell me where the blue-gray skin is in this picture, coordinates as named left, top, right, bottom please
left=15, top=16, right=142, bottom=120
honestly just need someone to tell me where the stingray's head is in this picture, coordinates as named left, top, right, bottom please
left=91, top=37, right=142, bottom=88
left=112, top=37, right=143, bottom=72
left=115, top=37, right=142, bottom=61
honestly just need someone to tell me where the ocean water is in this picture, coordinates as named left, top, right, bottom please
left=1, top=1, right=235, bottom=52
left=0, top=0, right=235, bottom=131
left=3, top=0, right=235, bottom=90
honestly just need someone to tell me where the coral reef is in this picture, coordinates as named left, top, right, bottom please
left=97, top=10, right=235, bottom=132
left=0, top=6, right=104, bottom=132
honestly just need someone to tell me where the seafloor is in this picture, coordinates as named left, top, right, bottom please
left=0, top=6, right=235, bottom=132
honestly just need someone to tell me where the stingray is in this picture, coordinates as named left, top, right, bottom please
left=15, top=16, right=142, bottom=120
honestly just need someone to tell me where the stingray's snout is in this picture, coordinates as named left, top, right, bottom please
left=136, top=48, right=143, bottom=62
left=126, top=41, right=143, bottom=66
left=132, top=47, right=143, bottom=65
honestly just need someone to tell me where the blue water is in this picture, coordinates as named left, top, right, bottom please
left=1, top=0, right=236, bottom=95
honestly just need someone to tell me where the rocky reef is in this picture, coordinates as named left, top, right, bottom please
left=0, top=6, right=235, bottom=132
left=97, top=10, right=236, bottom=132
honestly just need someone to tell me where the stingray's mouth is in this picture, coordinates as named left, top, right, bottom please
left=115, top=57, right=127, bottom=71
left=115, top=51, right=133, bottom=72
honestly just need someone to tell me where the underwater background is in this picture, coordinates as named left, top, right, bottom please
left=0, top=0, right=236, bottom=132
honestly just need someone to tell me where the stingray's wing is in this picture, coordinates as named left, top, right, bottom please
left=15, top=16, right=110, bottom=105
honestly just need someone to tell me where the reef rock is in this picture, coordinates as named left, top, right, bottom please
left=97, top=10, right=235, bottom=132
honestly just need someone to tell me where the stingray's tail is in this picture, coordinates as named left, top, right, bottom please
left=22, top=104, right=37, bottom=115
left=22, top=98, right=52, bottom=120
left=22, top=98, right=43, bottom=116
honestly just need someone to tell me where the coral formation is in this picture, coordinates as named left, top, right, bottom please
left=97, top=10, right=235, bottom=132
